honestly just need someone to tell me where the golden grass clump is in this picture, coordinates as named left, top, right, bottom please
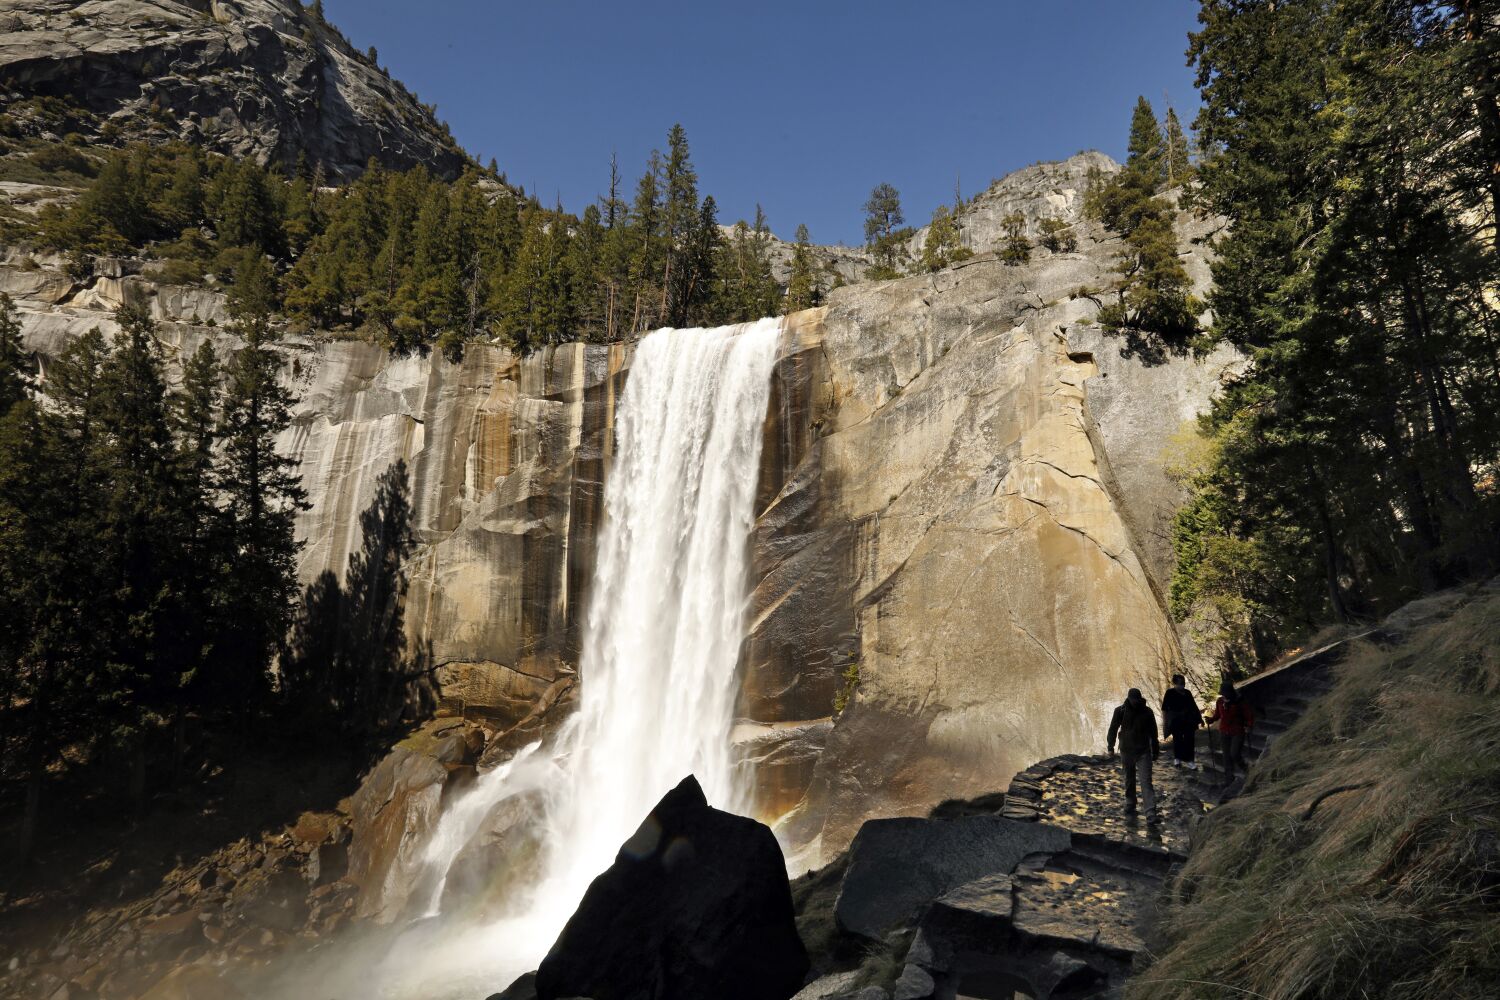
left=1132, top=590, right=1500, bottom=1000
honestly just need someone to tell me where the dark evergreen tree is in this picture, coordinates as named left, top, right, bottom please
left=0, top=293, right=31, bottom=414
left=1171, top=0, right=1500, bottom=665
left=217, top=252, right=307, bottom=708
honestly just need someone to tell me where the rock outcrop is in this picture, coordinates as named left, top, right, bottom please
left=532, top=775, right=809, bottom=1000
left=0, top=0, right=469, bottom=180
left=752, top=181, right=1238, bottom=858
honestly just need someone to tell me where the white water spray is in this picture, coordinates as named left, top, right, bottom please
left=371, top=319, right=784, bottom=997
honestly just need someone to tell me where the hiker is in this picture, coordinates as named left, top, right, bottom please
left=1161, top=674, right=1203, bottom=769
left=1106, top=688, right=1160, bottom=820
left=1206, top=675, right=1255, bottom=782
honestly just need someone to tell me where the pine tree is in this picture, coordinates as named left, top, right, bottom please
left=661, top=124, right=701, bottom=326
left=1126, top=96, right=1167, bottom=191
left=498, top=207, right=575, bottom=351
left=6, top=328, right=114, bottom=858
left=863, top=183, right=905, bottom=278
left=921, top=205, right=970, bottom=272
left=998, top=212, right=1031, bottom=265
left=1163, top=107, right=1193, bottom=187
left=626, top=151, right=665, bottom=333
left=217, top=252, right=306, bottom=710
left=785, top=223, right=821, bottom=312
left=1037, top=216, right=1076, bottom=253
left=0, top=293, right=31, bottom=415
left=1087, top=97, right=1198, bottom=346
left=169, top=340, right=225, bottom=763
left=568, top=202, right=607, bottom=340
left=96, top=302, right=189, bottom=805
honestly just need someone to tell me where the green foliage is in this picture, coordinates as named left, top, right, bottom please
left=863, top=182, right=907, bottom=277
left=1087, top=96, right=1200, bottom=352
left=997, top=212, right=1031, bottom=265
left=833, top=656, right=860, bottom=714
left=1169, top=0, right=1500, bottom=666
left=31, top=127, right=793, bottom=357
left=785, top=223, right=823, bottom=312
left=716, top=207, right=780, bottom=323
left=920, top=204, right=972, bottom=272
left=26, top=144, right=97, bottom=179
left=1037, top=216, right=1076, bottom=253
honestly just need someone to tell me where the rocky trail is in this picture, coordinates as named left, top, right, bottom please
left=787, top=628, right=1367, bottom=1000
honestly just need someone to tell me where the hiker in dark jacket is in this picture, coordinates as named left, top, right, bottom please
left=1206, top=674, right=1255, bottom=783
left=1106, top=688, right=1160, bottom=820
left=1161, top=674, right=1203, bottom=769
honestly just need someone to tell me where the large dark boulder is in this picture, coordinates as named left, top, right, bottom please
left=533, top=775, right=810, bottom=1000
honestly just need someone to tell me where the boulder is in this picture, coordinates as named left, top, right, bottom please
left=534, top=776, right=809, bottom=1000
left=346, top=719, right=482, bottom=921
left=833, top=816, right=1069, bottom=940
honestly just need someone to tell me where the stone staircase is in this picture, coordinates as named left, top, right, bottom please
left=1188, top=632, right=1364, bottom=788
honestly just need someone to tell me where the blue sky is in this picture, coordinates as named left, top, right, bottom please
left=323, top=1, right=1203, bottom=246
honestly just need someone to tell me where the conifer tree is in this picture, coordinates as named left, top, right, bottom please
left=1127, top=96, right=1167, bottom=191
left=217, top=252, right=306, bottom=707
left=998, top=212, right=1031, bottom=265
left=785, top=223, right=821, bottom=312
left=1163, top=107, right=1193, bottom=186
left=863, top=183, right=905, bottom=278
left=568, top=203, right=608, bottom=340
left=627, top=151, right=665, bottom=333
left=1037, top=216, right=1076, bottom=253
left=1169, top=0, right=1500, bottom=664
left=0, top=293, right=30, bottom=414
left=921, top=205, right=970, bottom=271
left=661, top=124, right=702, bottom=326
left=1087, top=97, right=1198, bottom=346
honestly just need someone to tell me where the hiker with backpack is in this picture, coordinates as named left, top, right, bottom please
left=1106, top=688, right=1160, bottom=822
left=1206, top=674, right=1255, bottom=782
left=1161, top=674, right=1203, bottom=769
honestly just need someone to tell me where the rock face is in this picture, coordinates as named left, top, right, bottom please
left=533, top=775, right=809, bottom=1000
left=0, top=0, right=468, bottom=180
left=4, top=150, right=1239, bottom=868
left=907, top=152, right=1117, bottom=260
left=754, top=183, right=1238, bottom=858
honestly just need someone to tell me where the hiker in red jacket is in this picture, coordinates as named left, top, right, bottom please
left=1206, top=675, right=1255, bottom=782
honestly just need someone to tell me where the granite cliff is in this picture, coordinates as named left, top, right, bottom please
left=0, top=0, right=469, bottom=180
left=3, top=152, right=1238, bottom=862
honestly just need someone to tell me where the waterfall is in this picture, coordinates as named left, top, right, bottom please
left=369, top=318, right=784, bottom=997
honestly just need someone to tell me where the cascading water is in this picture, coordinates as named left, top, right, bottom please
left=345, top=318, right=784, bottom=998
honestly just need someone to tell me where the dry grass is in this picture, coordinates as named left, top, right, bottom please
left=1133, top=590, right=1500, bottom=1000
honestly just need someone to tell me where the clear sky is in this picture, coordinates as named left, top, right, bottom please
left=322, top=0, right=1203, bottom=246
